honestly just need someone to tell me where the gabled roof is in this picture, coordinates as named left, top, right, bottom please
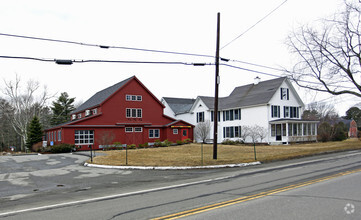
left=163, top=97, right=196, bottom=115
left=73, top=76, right=134, bottom=113
left=197, top=77, right=298, bottom=110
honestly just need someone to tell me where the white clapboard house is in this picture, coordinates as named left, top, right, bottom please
left=161, top=77, right=318, bottom=145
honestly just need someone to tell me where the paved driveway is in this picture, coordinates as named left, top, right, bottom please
left=0, top=153, right=132, bottom=200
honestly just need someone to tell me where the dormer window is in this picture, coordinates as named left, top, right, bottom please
left=85, top=110, right=91, bottom=116
left=280, top=88, right=289, bottom=100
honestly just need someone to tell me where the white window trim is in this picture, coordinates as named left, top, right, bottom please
left=149, top=129, right=160, bottom=138
left=126, top=108, right=142, bottom=118
left=134, top=127, right=143, bottom=132
left=126, top=94, right=142, bottom=101
left=125, top=127, right=133, bottom=132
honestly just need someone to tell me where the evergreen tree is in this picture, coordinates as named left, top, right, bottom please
left=51, top=92, right=76, bottom=126
left=26, top=116, right=43, bottom=150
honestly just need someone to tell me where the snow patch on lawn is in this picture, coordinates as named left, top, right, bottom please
left=84, top=161, right=261, bottom=170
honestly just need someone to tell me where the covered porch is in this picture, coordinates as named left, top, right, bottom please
left=269, top=119, right=319, bottom=144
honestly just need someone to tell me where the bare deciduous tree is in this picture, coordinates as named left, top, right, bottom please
left=247, top=125, right=268, bottom=143
left=256, top=126, right=268, bottom=143
left=303, top=102, right=339, bottom=123
left=97, top=130, right=115, bottom=147
left=286, top=0, right=361, bottom=98
left=195, top=120, right=211, bottom=143
left=2, top=75, right=52, bottom=151
left=240, top=125, right=251, bottom=142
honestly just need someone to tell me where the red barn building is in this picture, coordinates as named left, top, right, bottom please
left=349, top=119, right=358, bottom=138
left=45, top=76, right=193, bottom=150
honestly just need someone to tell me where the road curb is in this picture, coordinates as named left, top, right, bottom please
left=83, top=161, right=261, bottom=170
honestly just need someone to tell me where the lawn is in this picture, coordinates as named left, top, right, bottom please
left=90, top=139, right=361, bottom=167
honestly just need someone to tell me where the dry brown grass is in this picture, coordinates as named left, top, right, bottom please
left=90, top=139, right=361, bottom=167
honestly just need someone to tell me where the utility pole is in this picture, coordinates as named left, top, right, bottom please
left=213, top=12, right=220, bottom=160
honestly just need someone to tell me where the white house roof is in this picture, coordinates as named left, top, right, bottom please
left=199, top=77, right=297, bottom=110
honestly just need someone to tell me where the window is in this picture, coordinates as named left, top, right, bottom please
left=126, top=127, right=143, bottom=132
left=134, top=127, right=143, bottom=132
left=290, top=107, right=299, bottom=118
left=126, top=94, right=142, bottom=101
left=126, top=108, right=142, bottom=118
left=284, top=106, right=289, bottom=118
left=58, top=130, right=61, bottom=141
left=92, top=108, right=97, bottom=115
left=211, top=111, right=221, bottom=122
left=137, top=109, right=142, bottom=118
left=234, top=109, right=241, bottom=120
left=173, top=129, right=178, bottom=134
left=298, top=123, right=302, bottom=136
left=293, top=124, right=298, bottom=136
left=149, top=129, right=160, bottom=138
left=223, top=109, right=241, bottom=121
left=196, top=112, right=204, bottom=123
left=77, top=113, right=82, bottom=119
left=288, top=124, right=292, bottom=137
left=282, top=123, right=287, bottom=136
left=223, top=126, right=241, bottom=138
left=125, top=127, right=133, bottom=132
left=280, top=88, right=289, bottom=100
left=75, top=130, right=94, bottom=145
left=271, top=105, right=280, bottom=118
left=271, top=124, right=276, bottom=137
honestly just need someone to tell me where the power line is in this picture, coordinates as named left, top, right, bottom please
left=221, top=63, right=356, bottom=89
left=0, top=55, right=213, bottom=66
left=0, top=32, right=291, bottom=72
left=221, top=0, right=288, bottom=50
left=221, top=63, right=283, bottom=78
left=229, top=59, right=286, bottom=72
left=0, top=33, right=215, bottom=59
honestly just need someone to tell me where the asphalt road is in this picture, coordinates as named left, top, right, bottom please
left=1, top=150, right=361, bottom=219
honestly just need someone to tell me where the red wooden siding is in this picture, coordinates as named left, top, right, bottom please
left=45, top=76, right=194, bottom=150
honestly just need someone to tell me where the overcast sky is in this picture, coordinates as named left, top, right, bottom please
left=0, top=0, right=358, bottom=115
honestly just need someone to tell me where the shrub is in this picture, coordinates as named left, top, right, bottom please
left=154, top=140, right=162, bottom=147
left=45, top=144, right=75, bottom=153
left=139, top=143, right=149, bottom=148
left=183, top=138, right=192, bottom=143
left=176, top=140, right=183, bottom=145
left=163, top=140, right=173, bottom=147
left=113, top=142, right=122, bottom=147
left=318, top=122, right=332, bottom=142
left=127, top=144, right=136, bottom=149
left=332, top=122, right=348, bottom=141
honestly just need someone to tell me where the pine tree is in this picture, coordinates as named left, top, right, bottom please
left=51, top=92, right=76, bottom=126
left=26, top=116, right=43, bottom=150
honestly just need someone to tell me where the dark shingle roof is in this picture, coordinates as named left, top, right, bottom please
left=163, top=97, right=196, bottom=115
left=200, top=77, right=287, bottom=110
left=74, top=76, right=134, bottom=113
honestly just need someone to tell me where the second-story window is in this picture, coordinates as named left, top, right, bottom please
left=271, top=105, right=280, bottom=118
left=126, top=108, right=142, bottom=118
left=196, top=112, right=204, bottom=123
